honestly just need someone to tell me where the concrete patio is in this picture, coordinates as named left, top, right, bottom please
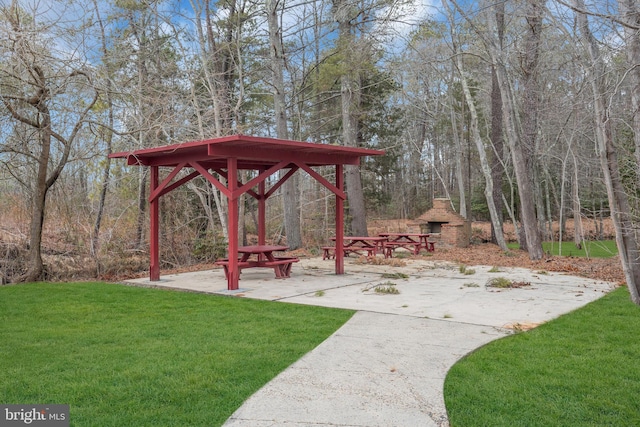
left=125, top=256, right=616, bottom=426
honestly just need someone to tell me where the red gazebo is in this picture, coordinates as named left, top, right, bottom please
left=110, top=134, right=385, bottom=290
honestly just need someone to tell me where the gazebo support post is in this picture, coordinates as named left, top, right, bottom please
left=258, top=175, right=266, bottom=246
left=150, top=166, right=160, bottom=281
left=227, top=158, right=240, bottom=290
left=335, top=164, right=344, bottom=275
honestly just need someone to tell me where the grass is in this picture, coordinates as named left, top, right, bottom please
left=458, top=265, right=476, bottom=275
left=362, top=281, right=400, bottom=294
left=0, top=282, right=354, bottom=426
left=507, top=240, right=617, bottom=258
left=444, top=286, right=640, bottom=426
left=485, top=277, right=513, bottom=288
left=381, top=272, right=409, bottom=279
left=374, top=283, right=400, bottom=294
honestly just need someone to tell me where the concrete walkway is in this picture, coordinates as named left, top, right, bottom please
left=125, top=257, right=615, bottom=427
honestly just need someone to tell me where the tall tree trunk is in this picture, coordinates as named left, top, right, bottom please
left=490, top=66, right=505, bottom=242
left=490, top=0, right=543, bottom=260
left=24, top=100, right=52, bottom=282
left=448, top=0, right=541, bottom=258
left=515, top=0, right=544, bottom=259
left=334, top=0, right=368, bottom=236
left=92, top=0, right=113, bottom=259
left=190, top=0, right=223, bottom=136
left=443, top=0, right=507, bottom=250
left=410, top=113, right=428, bottom=218
left=342, top=76, right=368, bottom=235
left=619, top=0, right=640, bottom=191
left=490, top=2, right=505, bottom=242
left=456, top=56, right=508, bottom=251
left=449, top=74, right=467, bottom=218
left=267, top=0, right=302, bottom=248
left=187, top=0, right=230, bottom=240
left=572, top=156, right=584, bottom=250
left=133, top=22, right=149, bottom=249
left=575, top=0, right=640, bottom=304
left=205, top=0, right=233, bottom=134
left=2, top=1, right=98, bottom=281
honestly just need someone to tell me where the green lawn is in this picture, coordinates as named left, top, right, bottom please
left=444, top=286, right=640, bottom=427
left=507, top=239, right=617, bottom=258
left=0, top=282, right=354, bottom=426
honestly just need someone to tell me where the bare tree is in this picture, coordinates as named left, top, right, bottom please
left=490, top=2, right=505, bottom=243
left=449, top=70, right=467, bottom=219
left=517, top=0, right=544, bottom=257
left=91, top=0, right=114, bottom=259
left=186, top=0, right=258, bottom=246
left=333, top=0, right=368, bottom=235
left=618, top=0, right=640, bottom=191
left=448, top=0, right=543, bottom=259
left=444, top=0, right=508, bottom=251
left=572, top=153, right=585, bottom=249
left=572, top=0, right=640, bottom=303
left=266, top=0, right=302, bottom=249
left=0, top=1, right=98, bottom=281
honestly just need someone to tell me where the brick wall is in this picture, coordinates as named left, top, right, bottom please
left=442, top=223, right=471, bottom=248
left=410, top=198, right=471, bottom=248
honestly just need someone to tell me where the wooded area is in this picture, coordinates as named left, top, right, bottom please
left=1, top=0, right=639, bottom=302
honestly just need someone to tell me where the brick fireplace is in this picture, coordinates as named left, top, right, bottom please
left=410, top=198, right=471, bottom=248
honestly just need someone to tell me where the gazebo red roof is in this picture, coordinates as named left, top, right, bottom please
left=111, top=134, right=383, bottom=169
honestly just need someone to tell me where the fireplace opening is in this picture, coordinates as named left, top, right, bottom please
left=422, top=222, right=449, bottom=234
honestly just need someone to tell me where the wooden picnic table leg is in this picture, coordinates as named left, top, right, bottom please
left=274, top=262, right=294, bottom=278
left=273, top=265, right=284, bottom=278
left=362, top=242, right=374, bottom=256
left=384, top=244, right=392, bottom=258
left=282, top=262, right=292, bottom=277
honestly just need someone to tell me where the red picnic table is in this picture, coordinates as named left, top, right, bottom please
left=215, top=245, right=299, bottom=280
left=324, top=236, right=387, bottom=259
left=378, top=233, right=434, bottom=258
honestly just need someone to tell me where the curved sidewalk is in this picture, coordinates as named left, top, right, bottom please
left=126, top=258, right=615, bottom=427
left=224, top=311, right=504, bottom=426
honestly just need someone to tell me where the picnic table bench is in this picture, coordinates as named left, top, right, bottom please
left=378, top=233, right=435, bottom=258
left=323, top=236, right=387, bottom=259
left=215, top=245, right=299, bottom=279
left=382, top=240, right=422, bottom=258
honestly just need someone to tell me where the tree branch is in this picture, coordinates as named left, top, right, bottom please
left=1, top=97, right=41, bottom=129
left=554, top=0, right=640, bottom=30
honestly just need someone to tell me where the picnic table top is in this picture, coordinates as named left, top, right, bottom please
left=237, top=245, right=289, bottom=254
left=331, top=236, right=387, bottom=241
left=378, top=232, right=430, bottom=237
